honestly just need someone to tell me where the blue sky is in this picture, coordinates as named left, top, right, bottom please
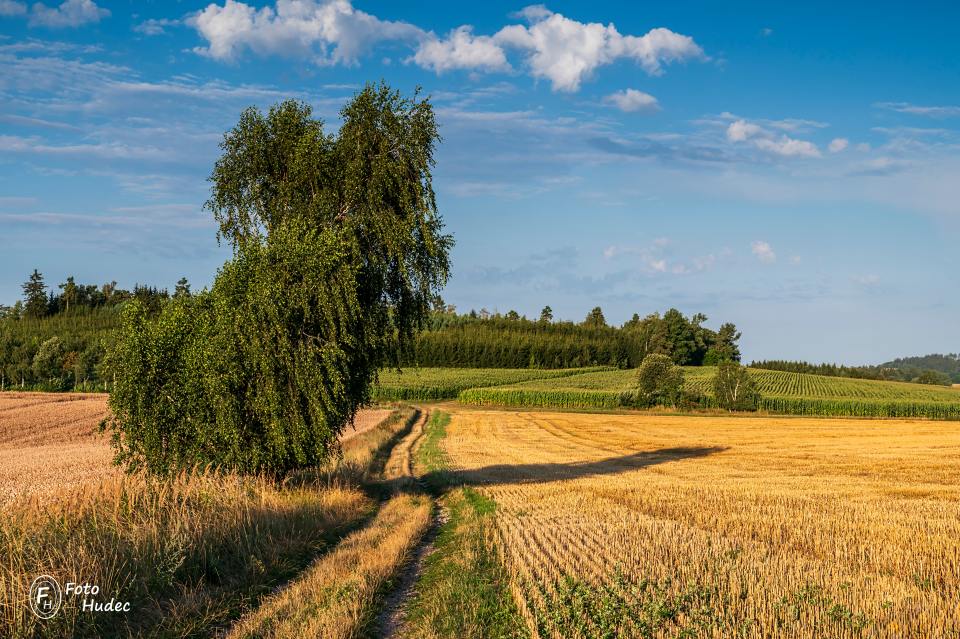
left=1, top=0, right=958, bottom=364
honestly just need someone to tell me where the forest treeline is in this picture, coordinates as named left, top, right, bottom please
left=2, top=269, right=954, bottom=390
left=880, top=353, right=960, bottom=383
left=0, top=270, right=176, bottom=391
left=1, top=273, right=740, bottom=389
left=403, top=305, right=742, bottom=369
left=750, top=358, right=957, bottom=386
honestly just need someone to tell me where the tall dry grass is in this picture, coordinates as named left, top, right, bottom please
left=0, top=470, right=374, bottom=638
left=0, top=396, right=406, bottom=638
left=226, top=408, right=432, bottom=639
left=443, top=409, right=960, bottom=638
left=227, top=493, right=432, bottom=639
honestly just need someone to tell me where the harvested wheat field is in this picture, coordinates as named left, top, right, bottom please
left=442, top=410, right=960, bottom=638
left=342, top=408, right=395, bottom=442
left=0, top=392, right=113, bottom=503
left=0, top=393, right=393, bottom=504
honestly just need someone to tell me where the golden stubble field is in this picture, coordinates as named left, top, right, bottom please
left=0, top=392, right=392, bottom=503
left=0, top=392, right=112, bottom=503
left=443, top=409, right=960, bottom=638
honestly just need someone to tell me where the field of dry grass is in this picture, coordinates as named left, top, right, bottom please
left=8, top=390, right=960, bottom=637
left=228, top=492, right=432, bottom=639
left=0, top=392, right=112, bottom=503
left=0, top=393, right=392, bottom=503
left=0, top=392, right=406, bottom=638
left=442, top=409, right=960, bottom=638
left=228, top=409, right=434, bottom=638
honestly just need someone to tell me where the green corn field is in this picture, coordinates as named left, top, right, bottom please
left=371, top=366, right=611, bottom=401
left=449, top=366, right=960, bottom=419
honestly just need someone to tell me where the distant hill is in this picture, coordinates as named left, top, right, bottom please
left=880, top=354, right=960, bottom=383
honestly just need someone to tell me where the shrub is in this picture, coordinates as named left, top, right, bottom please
left=713, top=361, right=760, bottom=411
left=635, top=354, right=684, bottom=407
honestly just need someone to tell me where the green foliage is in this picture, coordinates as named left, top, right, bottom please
left=774, top=584, right=871, bottom=634
left=685, top=367, right=960, bottom=403
left=535, top=573, right=718, bottom=639
left=31, top=336, right=64, bottom=381
left=105, top=83, right=451, bottom=475
left=22, top=269, right=48, bottom=319
left=751, top=357, right=958, bottom=386
left=712, top=362, right=760, bottom=411
left=916, top=369, right=952, bottom=386
left=406, top=307, right=741, bottom=369
left=372, top=366, right=609, bottom=401
left=106, top=225, right=368, bottom=474
left=882, top=353, right=960, bottom=383
left=459, top=387, right=625, bottom=410
left=635, top=354, right=684, bottom=408
left=660, top=308, right=699, bottom=365
left=584, top=306, right=607, bottom=328
left=0, top=306, right=119, bottom=391
left=174, top=277, right=191, bottom=298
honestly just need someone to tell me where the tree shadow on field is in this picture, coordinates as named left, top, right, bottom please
left=429, top=446, right=728, bottom=488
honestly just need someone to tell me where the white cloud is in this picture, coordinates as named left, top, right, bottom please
left=412, top=26, right=509, bottom=73
left=0, top=0, right=26, bottom=16
left=133, top=18, right=179, bottom=36
left=876, top=101, right=960, bottom=118
left=28, top=0, right=109, bottom=28
left=603, top=88, right=659, bottom=113
left=766, top=117, right=828, bottom=133
left=189, top=0, right=424, bottom=64
left=753, top=136, right=820, bottom=158
left=828, top=137, right=849, bottom=153
left=726, top=118, right=820, bottom=158
left=726, top=119, right=762, bottom=142
left=846, top=156, right=909, bottom=177
left=603, top=238, right=719, bottom=276
left=510, top=4, right=552, bottom=22
left=0, top=134, right=170, bottom=160
left=187, top=2, right=704, bottom=91
left=751, top=240, right=776, bottom=263
left=494, top=7, right=704, bottom=92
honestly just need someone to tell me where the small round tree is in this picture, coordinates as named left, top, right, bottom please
left=713, top=361, right=760, bottom=411
left=635, top=354, right=684, bottom=408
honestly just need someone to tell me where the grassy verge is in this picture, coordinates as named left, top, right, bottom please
left=417, top=411, right=450, bottom=491
left=397, top=409, right=527, bottom=638
left=398, top=488, right=527, bottom=639
left=226, top=492, right=432, bottom=639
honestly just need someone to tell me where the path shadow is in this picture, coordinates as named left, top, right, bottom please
left=427, top=446, right=728, bottom=488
